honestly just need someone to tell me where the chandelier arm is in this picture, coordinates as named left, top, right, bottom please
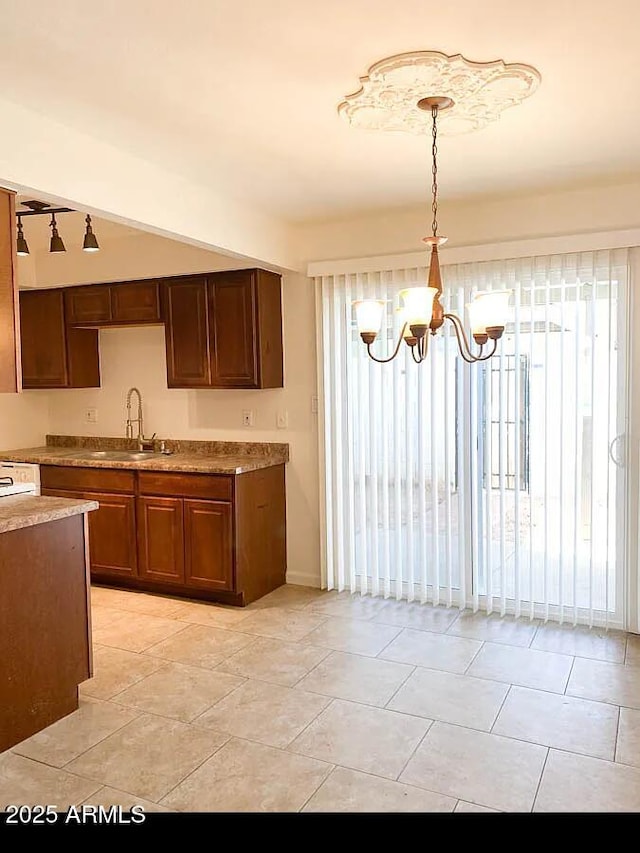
left=479, top=339, right=499, bottom=361
left=419, top=331, right=430, bottom=362
left=444, top=313, right=497, bottom=363
left=365, top=323, right=408, bottom=363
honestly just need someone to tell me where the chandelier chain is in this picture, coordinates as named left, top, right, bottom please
left=431, top=105, right=438, bottom=237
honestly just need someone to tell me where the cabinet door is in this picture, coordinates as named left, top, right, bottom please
left=40, top=488, right=137, bottom=578
left=184, top=499, right=234, bottom=591
left=209, top=271, right=258, bottom=387
left=65, top=285, right=112, bottom=324
left=111, top=282, right=161, bottom=324
left=87, top=492, right=137, bottom=577
left=163, top=279, right=212, bottom=387
left=137, top=496, right=185, bottom=585
left=20, top=289, right=69, bottom=387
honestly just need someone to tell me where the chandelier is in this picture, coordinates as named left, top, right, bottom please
left=353, top=97, right=510, bottom=364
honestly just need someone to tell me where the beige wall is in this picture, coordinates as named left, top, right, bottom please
left=298, top=180, right=640, bottom=263
left=0, top=392, right=50, bottom=451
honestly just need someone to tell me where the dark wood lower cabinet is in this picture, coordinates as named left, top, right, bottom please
left=41, top=463, right=286, bottom=605
left=138, top=495, right=185, bottom=585
left=87, top=492, right=138, bottom=578
left=184, top=499, right=233, bottom=592
left=42, top=487, right=137, bottom=577
left=0, top=514, right=92, bottom=751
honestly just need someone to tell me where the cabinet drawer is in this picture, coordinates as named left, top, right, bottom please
left=138, top=471, right=233, bottom=501
left=40, top=465, right=135, bottom=494
left=65, top=285, right=112, bottom=325
left=111, top=281, right=161, bottom=324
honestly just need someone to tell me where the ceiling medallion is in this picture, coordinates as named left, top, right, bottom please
left=338, top=50, right=541, bottom=135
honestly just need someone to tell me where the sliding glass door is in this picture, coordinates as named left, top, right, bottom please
left=459, top=251, right=629, bottom=626
left=318, top=248, right=629, bottom=627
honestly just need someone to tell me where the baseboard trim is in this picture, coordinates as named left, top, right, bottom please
left=285, top=571, right=322, bottom=589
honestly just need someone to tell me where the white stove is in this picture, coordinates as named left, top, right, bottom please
left=0, top=462, right=40, bottom=497
left=0, top=481, right=37, bottom=497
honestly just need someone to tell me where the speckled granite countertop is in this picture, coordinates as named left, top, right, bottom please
left=0, top=435, right=290, bottom=475
left=0, top=494, right=98, bottom=534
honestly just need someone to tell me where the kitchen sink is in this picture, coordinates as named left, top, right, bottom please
left=73, top=450, right=163, bottom=462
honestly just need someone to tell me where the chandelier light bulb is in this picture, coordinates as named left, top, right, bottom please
left=400, top=287, right=438, bottom=328
left=468, top=291, right=511, bottom=340
left=354, top=299, right=386, bottom=339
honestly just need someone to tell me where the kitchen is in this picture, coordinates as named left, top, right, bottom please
left=0, top=192, right=313, bottom=758
left=5, top=0, right=640, bottom=817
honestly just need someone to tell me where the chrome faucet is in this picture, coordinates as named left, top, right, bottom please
left=125, top=387, right=156, bottom=450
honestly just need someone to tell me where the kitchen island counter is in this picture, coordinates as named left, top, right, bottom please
left=0, top=495, right=96, bottom=752
left=0, top=493, right=98, bottom=534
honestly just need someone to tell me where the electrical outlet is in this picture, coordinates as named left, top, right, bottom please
left=84, top=407, right=98, bottom=424
left=276, top=411, right=288, bottom=429
left=242, top=410, right=255, bottom=427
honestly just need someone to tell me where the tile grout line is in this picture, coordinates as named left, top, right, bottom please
left=284, top=697, right=338, bottom=755
left=613, top=703, right=622, bottom=763
left=393, top=719, right=435, bottom=783
left=530, top=747, right=551, bottom=813
left=296, top=763, right=337, bottom=813
left=489, top=683, right=513, bottom=734
left=152, top=734, right=233, bottom=808
left=563, top=655, right=577, bottom=696
left=290, top=648, right=338, bottom=688
left=383, top=664, right=417, bottom=710
left=462, top=639, right=485, bottom=675
left=372, top=625, right=405, bottom=659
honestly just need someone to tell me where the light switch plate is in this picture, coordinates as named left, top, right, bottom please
left=276, top=411, right=288, bottom=429
left=242, top=410, right=255, bottom=427
left=84, top=407, right=98, bottom=424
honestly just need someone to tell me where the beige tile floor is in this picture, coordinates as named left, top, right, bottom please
left=3, top=583, right=640, bottom=813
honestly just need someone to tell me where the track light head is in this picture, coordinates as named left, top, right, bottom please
left=49, top=214, right=66, bottom=253
left=16, top=216, right=29, bottom=256
left=82, top=214, right=99, bottom=252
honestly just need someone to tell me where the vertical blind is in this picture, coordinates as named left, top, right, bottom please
left=317, top=249, right=629, bottom=627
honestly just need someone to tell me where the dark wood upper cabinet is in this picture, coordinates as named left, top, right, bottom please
left=0, top=189, right=18, bottom=393
left=209, top=271, right=257, bottom=387
left=66, top=281, right=161, bottom=326
left=110, top=281, right=161, bottom=324
left=137, top=495, right=185, bottom=585
left=20, top=267, right=282, bottom=391
left=165, top=269, right=283, bottom=389
left=209, top=269, right=283, bottom=389
left=65, top=285, right=112, bottom=325
left=20, top=289, right=100, bottom=389
left=163, top=277, right=212, bottom=388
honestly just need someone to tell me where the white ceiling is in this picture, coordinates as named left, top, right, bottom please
left=2, top=0, right=640, bottom=223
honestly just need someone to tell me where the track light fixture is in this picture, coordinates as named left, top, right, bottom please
left=82, top=214, right=100, bottom=252
left=49, top=214, right=66, bottom=253
left=15, top=200, right=102, bottom=255
left=16, top=216, right=29, bottom=257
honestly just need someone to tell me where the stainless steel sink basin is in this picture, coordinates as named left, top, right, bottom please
left=74, top=450, right=162, bottom=462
